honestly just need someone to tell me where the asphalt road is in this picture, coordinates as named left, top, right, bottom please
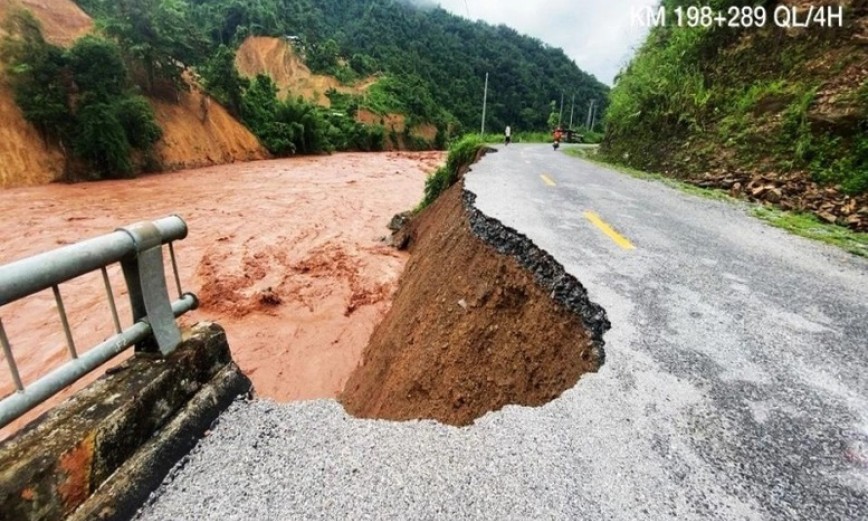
left=137, top=145, right=868, bottom=520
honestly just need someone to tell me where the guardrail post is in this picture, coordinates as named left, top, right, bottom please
left=118, top=222, right=183, bottom=355
left=0, top=215, right=197, bottom=428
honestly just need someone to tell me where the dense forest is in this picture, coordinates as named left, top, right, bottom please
left=603, top=0, right=867, bottom=227
left=75, top=0, right=608, bottom=133
left=2, top=0, right=607, bottom=179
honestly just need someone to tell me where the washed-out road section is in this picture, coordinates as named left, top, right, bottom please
left=135, top=144, right=868, bottom=521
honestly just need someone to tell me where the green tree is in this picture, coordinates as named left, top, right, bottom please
left=114, top=95, right=163, bottom=149
left=2, top=10, right=164, bottom=180
left=99, top=0, right=207, bottom=94
left=73, top=102, right=133, bottom=177
left=240, top=74, right=281, bottom=132
left=349, top=53, right=377, bottom=75
left=66, top=35, right=128, bottom=101
left=547, top=101, right=559, bottom=129
left=307, top=38, right=340, bottom=72
left=200, top=44, right=249, bottom=117
left=0, top=9, right=72, bottom=142
left=66, top=36, right=163, bottom=177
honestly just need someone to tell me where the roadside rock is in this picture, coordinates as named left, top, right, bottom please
left=388, top=211, right=414, bottom=250
left=692, top=171, right=868, bottom=231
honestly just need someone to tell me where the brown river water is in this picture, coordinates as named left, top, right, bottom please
left=0, top=151, right=443, bottom=438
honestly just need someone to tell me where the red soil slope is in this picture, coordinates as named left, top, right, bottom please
left=236, top=36, right=438, bottom=148
left=150, top=85, right=267, bottom=172
left=0, top=0, right=267, bottom=188
left=235, top=36, right=375, bottom=108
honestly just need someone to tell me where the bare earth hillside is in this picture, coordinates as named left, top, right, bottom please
left=0, top=0, right=267, bottom=188
left=235, top=35, right=375, bottom=107
left=234, top=36, right=437, bottom=149
left=0, top=0, right=91, bottom=47
left=151, top=85, right=267, bottom=171
left=0, top=82, right=65, bottom=186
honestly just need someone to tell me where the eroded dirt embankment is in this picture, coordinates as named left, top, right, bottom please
left=341, top=180, right=610, bottom=426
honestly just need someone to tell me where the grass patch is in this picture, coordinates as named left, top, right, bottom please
left=751, top=207, right=868, bottom=257
left=479, top=131, right=550, bottom=144
left=565, top=146, right=868, bottom=257
left=564, top=146, right=731, bottom=202
left=479, top=129, right=603, bottom=146
left=418, top=134, right=484, bottom=210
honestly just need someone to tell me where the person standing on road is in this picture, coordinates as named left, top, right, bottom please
left=504, top=125, right=512, bottom=146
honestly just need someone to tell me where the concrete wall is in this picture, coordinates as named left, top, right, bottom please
left=0, top=322, right=251, bottom=521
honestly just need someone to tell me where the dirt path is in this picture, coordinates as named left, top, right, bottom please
left=0, top=151, right=443, bottom=438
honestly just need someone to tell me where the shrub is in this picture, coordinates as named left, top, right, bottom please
left=1, top=9, right=72, bottom=141
left=240, top=74, right=390, bottom=155
left=2, top=11, right=165, bottom=180
left=200, top=45, right=249, bottom=117
left=73, top=103, right=133, bottom=178
left=65, top=35, right=127, bottom=101
left=419, top=135, right=484, bottom=210
left=114, top=95, right=163, bottom=149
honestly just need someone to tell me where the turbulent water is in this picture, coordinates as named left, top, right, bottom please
left=0, top=151, right=443, bottom=439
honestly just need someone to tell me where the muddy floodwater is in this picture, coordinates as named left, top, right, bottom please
left=0, top=152, right=443, bottom=438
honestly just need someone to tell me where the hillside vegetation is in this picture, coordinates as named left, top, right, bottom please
left=233, top=35, right=375, bottom=106
left=603, top=0, right=868, bottom=230
left=2, top=0, right=605, bottom=183
left=0, top=0, right=266, bottom=186
left=2, top=12, right=163, bottom=178
left=76, top=0, right=608, bottom=134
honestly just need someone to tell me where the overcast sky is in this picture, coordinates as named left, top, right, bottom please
left=433, top=0, right=658, bottom=85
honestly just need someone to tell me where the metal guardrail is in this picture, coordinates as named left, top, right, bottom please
left=0, top=216, right=199, bottom=429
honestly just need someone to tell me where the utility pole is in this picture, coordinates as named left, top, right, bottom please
left=590, top=100, right=598, bottom=132
left=558, top=91, right=565, bottom=127
left=481, top=72, right=489, bottom=136
left=585, top=100, right=595, bottom=130
left=569, top=94, right=575, bottom=129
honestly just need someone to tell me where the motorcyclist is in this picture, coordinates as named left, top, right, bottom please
left=553, top=127, right=563, bottom=149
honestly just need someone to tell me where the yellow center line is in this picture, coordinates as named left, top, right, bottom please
left=584, top=211, right=636, bottom=250
left=540, top=174, right=557, bottom=187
